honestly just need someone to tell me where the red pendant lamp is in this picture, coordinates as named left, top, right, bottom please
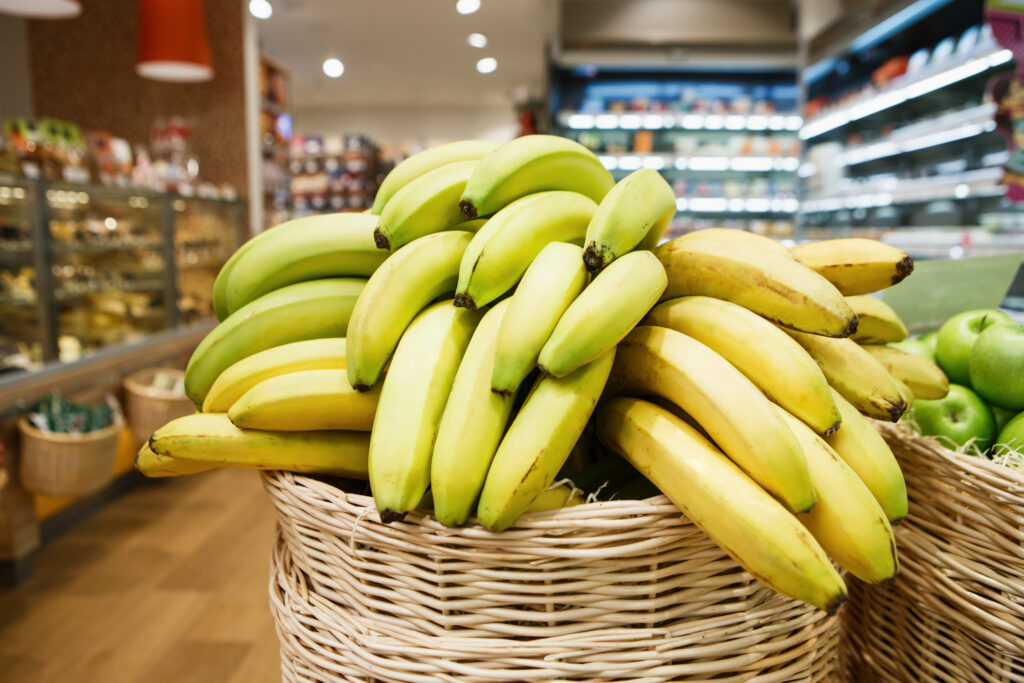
left=0, top=0, right=80, bottom=18
left=136, top=0, right=214, bottom=83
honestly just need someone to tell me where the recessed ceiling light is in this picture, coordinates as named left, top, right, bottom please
left=323, top=58, right=344, bottom=78
left=468, top=33, right=487, bottom=48
left=476, top=57, right=497, bottom=74
left=249, top=0, right=272, bottom=19
left=456, top=0, right=480, bottom=15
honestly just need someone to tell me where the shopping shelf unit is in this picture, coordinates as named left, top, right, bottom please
left=0, top=174, right=244, bottom=376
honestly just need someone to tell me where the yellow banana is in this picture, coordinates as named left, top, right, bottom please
left=656, top=227, right=794, bottom=260
left=893, top=377, right=916, bottom=405
left=790, top=238, right=913, bottom=295
left=202, top=338, right=346, bottom=414
left=459, top=134, right=613, bottom=218
left=658, top=238, right=856, bottom=337
left=523, top=484, right=584, bottom=512
left=595, top=397, right=847, bottom=613
left=826, top=388, right=907, bottom=523
left=645, top=296, right=841, bottom=435
left=346, top=230, right=472, bottom=391
left=607, top=326, right=815, bottom=514
left=786, top=329, right=907, bottom=422
left=136, top=441, right=212, bottom=478
left=227, top=369, right=379, bottom=431
left=370, top=139, right=498, bottom=214
left=369, top=301, right=480, bottom=522
left=477, top=348, right=615, bottom=531
left=491, top=242, right=588, bottom=396
left=861, top=344, right=949, bottom=399
left=538, top=250, right=666, bottom=378
left=149, top=413, right=369, bottom=477
left=373, top=160, right=478, bottom=250
left=582, top=168, right=676, bottom=273
left=847, top=295, right=908, bottom=343
left=431, top=300, right=515, bottom=527
left=775, top=407, right=899, bottom=584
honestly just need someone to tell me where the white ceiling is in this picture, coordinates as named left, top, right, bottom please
left=257, top=0, right=553, bottom=110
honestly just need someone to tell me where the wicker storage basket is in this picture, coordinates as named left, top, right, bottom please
left=842, top=422, right=1024, bottom=682
left=263, top=470, right=841, bottom=682
left=123, top=367, right=193, bottom=446
left=18, top=416, right=122, bottom=498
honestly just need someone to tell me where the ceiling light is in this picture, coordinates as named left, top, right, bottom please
left=468, top=33, right=487, bottom=48
left=323, top=58, right=344, bottom=78
left=249, top=0, right=272, bottom=19
left=0, top=0, right=80, bottom=18
left=456, top=0, right=480, bottom=15
left=476, top=57, right=497, bottom=74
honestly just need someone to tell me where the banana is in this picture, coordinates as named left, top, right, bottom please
left=371, top=140, right=498, bottom=215
left=539, top=250, right=667, bottom=378
left=454, top=191, right=597, bottom=310
left=658, top=238, right=857, bottom=337
left=594, top=397, right=846, bottom=613
left=582, top=169, right=676, bottom=273
left=149, top=413, right=369, bottom=477
left=228, top=369, right=379, bottom=431
left=456, top=218, right=488, bottom=233
left=373, top=160, right=478, bottom=250
left=861, top=344, right=949, bottom=399
left=136, top=441, right=212, bottom=478
left=656, top=227, right=794, bottom=260
left=431, top=300, right=516, bottom=527
left=645, top=296, right=841, bottom=435
left=477, top=348, right=615, bottom=531
left=213, top=236, right=257, bottom=321
left=185, top=278, right=365, bottom=407
left=847, top=295, right=908, bottom=343
left=893, top=377, right=916, bottom=405
left=458, top=135, right=614, bottom=218
left=369, top=301, right=480, bottom=521
left=826, top=388, right=908, bottom=523
left=202, top=338, right=346, bottom=414
left=523, top=484, right=584, bottom=512
left=222, top=213, right=386, bottom=315
left=785, top=329, right=906, bottom=422
left=775, top=407, right=899, bottom=584
left=491, top=242, right=588, bottom=396
left=790, top=238, right=913, bottom=295
left=607, top=326, right=815, bottom=514
left=346, top=231, right=473, bottom=391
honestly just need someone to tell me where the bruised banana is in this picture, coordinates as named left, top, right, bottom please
left=791, top=238, right=913, bottom=296
left=373, top=160, right=477, bottom=250
left=459, top=135, right=613, bottom=218
left=370, top=139, right=497, bottom=215
left=607, top=326, right=816, bottom=514
left=582, top=168, right=676, bottom=273
left=847, top=295, right=908, bottom=344
left=861, top=344, right=949, bottom=400
left=645, top=296, right=841, bottom=435
left=228, top=369, right=379, bottom=431
left=595, top=397, right=847, bottom=613
left=658, top=237, right=856, bottom=337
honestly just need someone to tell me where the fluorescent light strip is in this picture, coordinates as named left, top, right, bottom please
left=730, top=157, right=775, bottom=172
left=619, top=114, right=641, bottom=129
left=595, top=114, right=618, bottom=129
left=568, top=114, right=594, bottom=129
left=687, top=156, right=731, bottom=171
left=642, top=155, right=666, bottom=170
left=688, top=197, right=729, bottom=212
left=618, top=155, right=642, bottom=171
left=598, top=155, right=617, bottom=170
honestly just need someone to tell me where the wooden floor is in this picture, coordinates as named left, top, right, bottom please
left=0, top=468, right=281, bottom=683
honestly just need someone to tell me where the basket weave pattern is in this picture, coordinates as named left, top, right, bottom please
left=124, top=368, right=193, bottom=446
left=18, top=417, right=121, bottom=498
left=842, top=422, right=1024, bottom=681
left=263, top=471, right=840, bottom=682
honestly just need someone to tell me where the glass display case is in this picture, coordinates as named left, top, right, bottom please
left=174, top=197, right=244, bottom=323
left=0, top=176, right=47, bottom=376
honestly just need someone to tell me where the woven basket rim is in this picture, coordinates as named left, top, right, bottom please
left=18, top=415, right=123, bottom=443
left=123, top=367, right=188, bottom=400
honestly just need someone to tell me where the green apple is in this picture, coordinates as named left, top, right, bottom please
left=919, top=331, right=938, bottom=354
left=934, top=309, right=1013, bottom=386
left=969, top=322, right=1024, bottom=410
left=991, top=404, right=1018, bottom=434
left=996, top=411, right=1024, bottom=451
left=888, top=338, right=934, bottom=362
left=910, top=384, right=996, bottom=453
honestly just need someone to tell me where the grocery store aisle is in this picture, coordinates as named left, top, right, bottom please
left=0, top=469, right=280, bottom=683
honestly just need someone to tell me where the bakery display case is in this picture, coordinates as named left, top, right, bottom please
left=0, top=176, right=47, bottom=376
left=174, top=197, right=245, bottom=323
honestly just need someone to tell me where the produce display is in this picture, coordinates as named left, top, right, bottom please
left=140, top=133, right=943, bottom=613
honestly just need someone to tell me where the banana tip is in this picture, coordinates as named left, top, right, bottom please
left=373, top=228, right=390, bottom=250
left=894, top=255, right=914, bottom=283
left=887, top=399, right=908, bottom=423
left=379, top=509, right=406, bottom=524
left=843, top=315, right=859, bottom=338
left=582, top=245, right=607, bottom=274
left=459, top=200, right=478, bottom=218
left=890, top=515, right=906, bottom=526
left=823, top=421, right=841, bottom=437
left=353, top=382, right=373, bottom=393
left=453, top=293, right=477, bottom=310
left=824, top=591, right=848, bottom=616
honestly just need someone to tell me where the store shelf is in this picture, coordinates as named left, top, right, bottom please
left=802, top=166, right=1005, bottom=213
left=676, top=196, right=799, bottom=214
left=52, top=241, right=165, bottom=255
left=560, top=111, right=803, bottom=132
left=801, top=43, right=1013, bottom=140
left=599, top=154, right=800, bottom=173
left=54, top=280, right=166, bottom=301
left=0, top=292, right=36, bottom=306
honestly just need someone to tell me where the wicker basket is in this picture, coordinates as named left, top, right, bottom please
left=18, top=416, right=122, bottom=498
left=842, top=422, right=1024, bottom=682
left=263, top=470, right=841, bottom=682
left=123, top=367, right=193, bottom=445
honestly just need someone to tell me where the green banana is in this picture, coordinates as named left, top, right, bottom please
left=459, top=135, right=613, bottom=218
left=454, top=191, right=597, bottom=310
left=185, top=278, right=365, bottom=407
left=539, top=250, right=666, bottom=378
left=373, top=160, right=477, bottom=250
left=212, top=236, right=257, bottom=321
left=346, top=231, right=473, bottom=391
left=431, top=299, right=515, bottom=526
left=582, top=169, right=676, bottom=273
left=477, top=348, right=615, bottom=531
left=371, top=140, right=498, bottom=215
left=491, top=242, right=588, bottom=395
left=369, top=301, right=480, bottom=521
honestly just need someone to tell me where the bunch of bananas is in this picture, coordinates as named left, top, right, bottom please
left=139, top=134, right=938, bottom=613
